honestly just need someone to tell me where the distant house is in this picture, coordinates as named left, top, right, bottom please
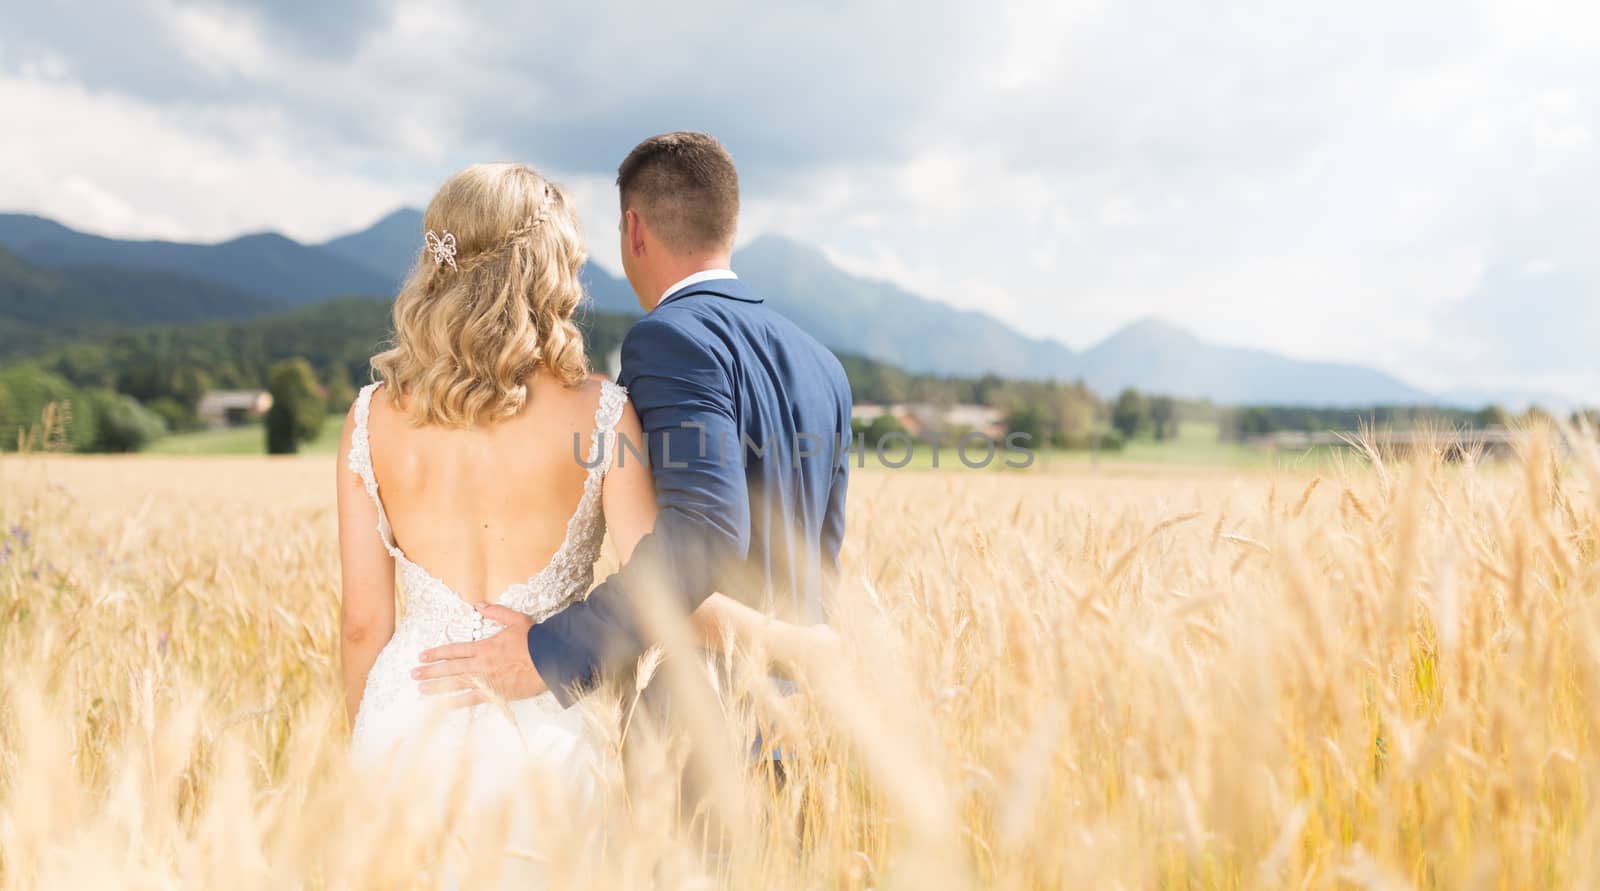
left=852, top=403, right=1005, bottom=439
left=851, top=404, right=890, bottom=424
left=197, top=390, right=273, bottom=428
left=940, top=404, right=1007, bottom=438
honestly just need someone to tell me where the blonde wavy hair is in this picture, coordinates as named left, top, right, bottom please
left=372, top=163, right=589, bottom=427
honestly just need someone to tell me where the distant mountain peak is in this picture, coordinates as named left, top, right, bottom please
left=0, top=212, right=390, bottom=303
left=373, top=207, right=424, bottom=226
left=737, top=232, right=823, bottom=261
left=1079, top=316, right=1427, bottom=404
left=731, top=235, right=1080, bottom=379
left=349, top=207, right=424, bottom=236
left=318, top=209, right=427, bottom=284
left=220, top=231, right=301, bottom=249
left=1102, top=316, right=1202, bottom=346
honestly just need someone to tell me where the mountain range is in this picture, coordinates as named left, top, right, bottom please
left=0, top=208, right=1436, bottom=405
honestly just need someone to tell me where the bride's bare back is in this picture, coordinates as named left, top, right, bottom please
left=365, top=372, right=609, bottom=604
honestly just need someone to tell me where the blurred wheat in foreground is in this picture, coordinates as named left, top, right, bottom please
left=5, top=427, right=1600, bottom=889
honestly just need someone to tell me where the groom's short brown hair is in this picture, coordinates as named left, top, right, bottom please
left=617, top=132, right=739, bottom=253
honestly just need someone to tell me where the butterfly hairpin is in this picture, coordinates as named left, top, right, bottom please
left=425, top=229, right=458, bottom=270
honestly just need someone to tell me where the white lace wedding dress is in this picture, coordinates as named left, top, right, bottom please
left=345, top=378, right=627, bottom=814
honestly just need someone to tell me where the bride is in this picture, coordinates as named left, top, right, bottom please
left=335, top=163, right=825, bottom=831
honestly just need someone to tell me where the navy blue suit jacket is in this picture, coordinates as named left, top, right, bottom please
left=527, top=276, right=852, bottom=704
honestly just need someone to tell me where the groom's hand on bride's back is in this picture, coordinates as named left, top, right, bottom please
left=413, top=603, right=548, bottom=706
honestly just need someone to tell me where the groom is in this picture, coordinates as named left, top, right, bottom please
left=415, top=132, right=851, bottom=709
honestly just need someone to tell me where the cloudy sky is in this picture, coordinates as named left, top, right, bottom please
left=3, top=0, right=1598, bottom=399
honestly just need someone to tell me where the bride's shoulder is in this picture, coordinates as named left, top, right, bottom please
left=341, top=381, right=384, bottom=427
left=527, top=372, right=622, bottom=420
left=553, top=374, right=631, bottom=434
left=359, top=380, right=408, bottom=422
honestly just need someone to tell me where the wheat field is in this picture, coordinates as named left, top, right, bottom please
left=4, top=430, right=1600, bottom=889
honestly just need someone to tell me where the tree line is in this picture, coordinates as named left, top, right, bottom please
left=842, top=353, right=1196, bottom=451
left=1212, top=403, right=1528, bottom=440
left=0, top=298, right=1554, bottom=455
left=0, top=300, right=637, bottom=453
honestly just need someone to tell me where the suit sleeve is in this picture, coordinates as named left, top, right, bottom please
left=527, top=316, right=749, bottom=704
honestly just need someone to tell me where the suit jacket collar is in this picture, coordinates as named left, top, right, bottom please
left=654, top=276, right=764, bottom=310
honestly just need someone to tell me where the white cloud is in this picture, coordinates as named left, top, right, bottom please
left=3, top=0, right=1600, bottom=400
left=0, top=73, right=422, bottom=241
left=55, top=174, right=189, bottom=239
left=156, top=0, right=277, bottom=80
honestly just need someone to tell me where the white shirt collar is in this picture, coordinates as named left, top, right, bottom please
left=659, top=269, right=737, bottom=305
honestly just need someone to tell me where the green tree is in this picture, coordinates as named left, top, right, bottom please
left=1046, top=381, right=1096, bottom=446
left=1004, top=405, right=1047, bottom=446
left=1240, top=407, right=1275, bottom=437
left=171, top=366, right=212, bottom=408
left=852, top=411, right=907, bottom=448
left=324, top=363, right=357, bottom=415
left=266, top=358, right=326, bottom=454
left=86, top=389, right=167, bottom=452
left=1149, top=395, right=1177, bottom=441
left=0, top=365, right=95, bottom=452
left=909, top=378, right=957, bottom=410
left=972, top=374, right=1007, bottom=407
left=1111, top=388, right=1149, bottom=440
left=1097, top=429, right=1126, bottom=452
left=1474, top=404, right=1510, bottom=429
left=145, top=396, right=191, bottom=433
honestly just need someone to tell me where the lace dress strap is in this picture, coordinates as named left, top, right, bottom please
left=347, top=382, right=403, bottom=558
left=590, top=378, right=628, bottom=483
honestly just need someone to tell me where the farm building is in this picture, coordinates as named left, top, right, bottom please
left=852, top=403, right=1006, bottom=439
left=197, top=390, right=273, bottom=429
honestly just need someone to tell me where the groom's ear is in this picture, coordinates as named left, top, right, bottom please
left=624, top=209, right=648, bottom=256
